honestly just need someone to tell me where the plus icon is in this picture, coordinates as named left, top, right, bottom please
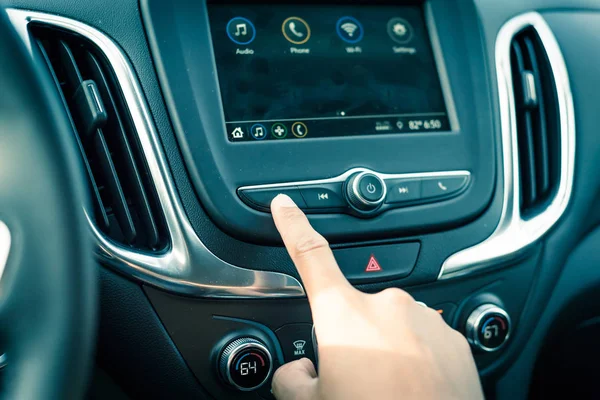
left=271, top=123, right=287, bottom=139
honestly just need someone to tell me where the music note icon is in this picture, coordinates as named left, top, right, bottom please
left=227, top=17, right=256, bottom=45
left=234, top=23, right=247, bottom=36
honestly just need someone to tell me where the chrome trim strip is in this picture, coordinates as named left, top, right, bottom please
left=0, top=221, right=11, bottom=283
left=438, top=12, right=575, bottom=279
left=239, top=168, right=471, bottom=191
left=7, top=9, right=305, bottom=298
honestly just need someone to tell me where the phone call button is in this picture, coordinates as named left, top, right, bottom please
left=282, top=17, right=311, bottom=45
left=291, top=122, right=308, bottom=138
left=421, top=176, right=469, bottom=199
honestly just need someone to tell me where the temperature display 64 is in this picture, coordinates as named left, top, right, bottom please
left=228, top=347, right=271, bottom=390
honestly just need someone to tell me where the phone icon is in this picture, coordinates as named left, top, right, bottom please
left=289, top=22, right=304, bottom=38
left=282, top=17, right=311, bottom=45
left=292, top=122, right=308, bottom=138
left=437, top=181, right=448, bottom=191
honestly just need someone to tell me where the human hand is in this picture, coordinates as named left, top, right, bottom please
left=270, top=194, right=483, bottom=400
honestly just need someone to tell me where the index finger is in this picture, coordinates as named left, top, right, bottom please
left=271, top=194, right=351, bottom=301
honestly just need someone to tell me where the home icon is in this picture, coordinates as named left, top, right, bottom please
left=231, top=126, right=244, bottom=139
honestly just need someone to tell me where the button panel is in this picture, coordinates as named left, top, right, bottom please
left=238, top=169, right=470, bottom=215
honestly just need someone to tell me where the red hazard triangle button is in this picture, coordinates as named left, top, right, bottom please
left=365, top=255, right=382, bottom=272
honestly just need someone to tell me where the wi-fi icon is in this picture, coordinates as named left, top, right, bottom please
left=337, top=17, right=363, bottom=43
left=341, top=22, right=358, bottom=37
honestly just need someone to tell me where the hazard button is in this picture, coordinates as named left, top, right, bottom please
left=333, top=243, right=420, bottom=284
left=365, top=255, right=382, bottom=272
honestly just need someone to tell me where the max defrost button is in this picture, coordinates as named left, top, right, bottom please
left=275, top=324, right=316, bottom=364
left=333, top=242, right=420, bottom=284
left=238, top=187, right=307, bottom=210
left=299, top=183, right=345, bottom=209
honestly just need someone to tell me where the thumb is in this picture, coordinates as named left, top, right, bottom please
left=272, top=358, right=319, bottom=400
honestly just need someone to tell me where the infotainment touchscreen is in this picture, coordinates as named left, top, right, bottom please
left=208, top=3, right=453, bottom=142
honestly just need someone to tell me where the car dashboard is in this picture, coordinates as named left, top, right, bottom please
left=4, top=0, right=600, bottom=398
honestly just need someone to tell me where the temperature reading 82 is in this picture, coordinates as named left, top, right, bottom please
left=408, top=120, right=423, bottom=130
left=240, top=361, right=258, bottom=376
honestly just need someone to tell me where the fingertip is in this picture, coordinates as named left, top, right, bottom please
left=297, top=357, right=318, bottom=378
left=271, top=194, right=297, bottom=212
left=272, top=358, right=318, bottom=399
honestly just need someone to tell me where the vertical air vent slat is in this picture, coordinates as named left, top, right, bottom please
left=35, top=39, right=111, bottom=231
left=511, top=40, right=538, bottom=207
left=510, top=27, right=560, bottom=217
left=56, top=41, right=83, bottom=94
left=82, top=52, right=160, bottom=248
left=32, top=26, right=167, bottom=251
left=523, top=37, right=551, bottom=196
left=94, top=130, right=137, bottom=243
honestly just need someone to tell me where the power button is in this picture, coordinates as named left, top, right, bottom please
left=359, top=175, right=385, bottom=202
left=345, top=172, right=387, bottom=213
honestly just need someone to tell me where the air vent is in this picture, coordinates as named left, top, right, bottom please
left=510, top=27, right=561, bottom=216
left=31, top=26, right=167, bottom=251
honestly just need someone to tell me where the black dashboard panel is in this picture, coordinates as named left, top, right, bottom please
left=143, top=0, right=496, bottom=244
left=145, top=249, right=540, bottom=400
left=139, top=0, right=505, bottom=289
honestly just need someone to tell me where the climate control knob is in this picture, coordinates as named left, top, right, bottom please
left=465, top=304, right=511, bottom=352
left=345, top=172, right=387, bottom=213
left=218, top=337, right=273, bottom=391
